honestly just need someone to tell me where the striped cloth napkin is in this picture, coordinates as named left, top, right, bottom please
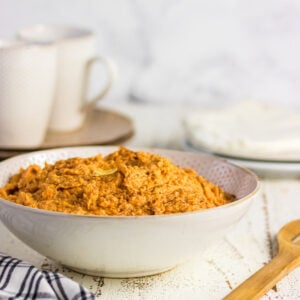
left=0, top=253, right=95, bottom=300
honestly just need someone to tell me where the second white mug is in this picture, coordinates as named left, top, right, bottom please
left=18, top=24, right=115, bottom=132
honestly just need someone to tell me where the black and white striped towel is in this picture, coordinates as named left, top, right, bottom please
left=0, top=253, right=96, bottom=300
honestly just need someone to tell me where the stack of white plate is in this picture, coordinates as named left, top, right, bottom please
left=183, top=101, right=300, bottom=178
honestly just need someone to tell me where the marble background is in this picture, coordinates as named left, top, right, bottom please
left=1, top=0, right=300, bottom=108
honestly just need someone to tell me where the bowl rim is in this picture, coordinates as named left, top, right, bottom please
left=0, top=146, right=260, bottom=220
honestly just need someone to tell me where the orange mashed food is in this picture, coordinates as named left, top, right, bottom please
left=0, top=147, right=234, bottom=216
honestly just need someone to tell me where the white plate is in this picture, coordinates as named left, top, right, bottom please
left=183, top=141, right=300, bottom=179
left=183, top=101, right=300, bottom=162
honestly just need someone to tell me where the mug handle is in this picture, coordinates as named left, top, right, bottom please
left=81, top=56, right=115, bottom=112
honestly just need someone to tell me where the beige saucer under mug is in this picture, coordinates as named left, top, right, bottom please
left=18, top=25, right=115, bottom=132
left=0, top=40, right=57, bottom=148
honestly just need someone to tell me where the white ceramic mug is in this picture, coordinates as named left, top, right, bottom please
left=0, top=40, right=57, bottom=148
left=18, top=25, right=115, bottom=132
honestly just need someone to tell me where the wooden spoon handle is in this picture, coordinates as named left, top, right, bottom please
left=223, top=251, right=300, bottom=300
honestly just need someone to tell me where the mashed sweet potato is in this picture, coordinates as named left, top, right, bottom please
left=0, top=147, right=234, bottom=216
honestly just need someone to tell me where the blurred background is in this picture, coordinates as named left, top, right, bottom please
left=1, top=0, right=300, bottom=109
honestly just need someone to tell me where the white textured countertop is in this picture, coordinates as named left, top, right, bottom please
left=1, top=103, right=300, bottom=300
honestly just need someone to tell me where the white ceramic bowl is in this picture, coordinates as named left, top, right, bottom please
left=0, top=147, right=259, bottom=278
